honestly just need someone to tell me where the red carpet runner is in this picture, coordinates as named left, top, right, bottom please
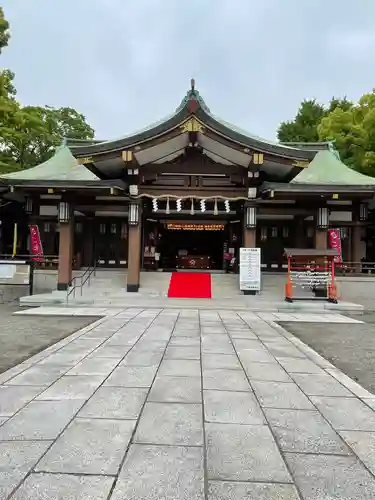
left=167, top=272, right=212, bottom=299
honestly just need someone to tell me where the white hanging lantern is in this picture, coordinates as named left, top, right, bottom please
left=129, top=203, right=139, bottom=226
left=359, top=203, right=368, bottom=221
left=317, top=207, right=329, bottom=229
left=58, top=201, right=70, bottom=223
left=245, top=206, right=256, bottom=228
left=25, top=197, right=33, bottom=215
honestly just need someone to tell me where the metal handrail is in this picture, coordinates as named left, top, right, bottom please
left=67, top=260, right=98, bottom=302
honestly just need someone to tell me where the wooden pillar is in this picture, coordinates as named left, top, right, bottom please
left=127, top=213, right=142, bottom=292
left=243, top=228, right=256, bottom=248
left=83, top=219, right=94, bottom=266
left=57, top=220, right=74, bottom=290
left=351, top=224, right=362, bottom=272
left=295, top=217, right=305, bottom=248
left=315, top=228, right=327, bottom=249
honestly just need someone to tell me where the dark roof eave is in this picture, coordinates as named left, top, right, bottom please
left=0, top=179, right=127, bottom=190
left=259, top=182, right=375, bottom=195
left=195, top=108, right=317, bottom=161
left=69, top=107, right=191, bottom=157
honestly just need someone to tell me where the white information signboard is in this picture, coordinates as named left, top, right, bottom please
left=0, top=264, right=16, bottom=279
left=239, top=247, right=261, bottom=292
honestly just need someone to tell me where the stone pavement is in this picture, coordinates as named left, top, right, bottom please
left=1, top=308, right=375, bottom=499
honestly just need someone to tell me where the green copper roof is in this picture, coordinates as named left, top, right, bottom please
left=291, top=150, right=375, bottom=185
left=0, top=146, right=99, bottom=182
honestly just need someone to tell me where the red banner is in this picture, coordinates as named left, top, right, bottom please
left=328, top=228, right=342, bottom=263
left=29, top=225, right=44, bottom=262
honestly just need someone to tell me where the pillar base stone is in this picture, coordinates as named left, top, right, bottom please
left=127, top=284, right=139, bottom=292
left=57, top=283, right=69, bottom=291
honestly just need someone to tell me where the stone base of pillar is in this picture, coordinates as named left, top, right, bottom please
left=57, top=282, right=69, bottom=291
left=127, top=284, right=139, bottom=292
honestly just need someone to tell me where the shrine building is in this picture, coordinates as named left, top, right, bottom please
left=1, top=80, right=375, bottom=292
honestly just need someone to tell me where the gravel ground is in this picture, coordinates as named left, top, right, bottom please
left=280, top=318, right=375, bottom=395
left=0, top=306, right=100, bottom=374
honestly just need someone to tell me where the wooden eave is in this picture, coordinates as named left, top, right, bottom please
left=69, top=107, right=191, bottom=157
left=194, top=108, right=316, bottom=161
left=138, top=186, right=248, bottom=200
left=0, top=179, right=127, bottom=192
left=259, top=182, right=375, bottom=200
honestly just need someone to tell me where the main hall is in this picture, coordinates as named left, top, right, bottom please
left=1, top=80, right=375, bottom=293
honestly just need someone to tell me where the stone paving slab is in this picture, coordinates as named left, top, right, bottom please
left=1, top=307, right=375, bottom=498
left=11, top=473, right=114, bottom=500
left=35, top=418, right=136, bottom=475
left=285, top=453, right=375, bottom=500
left=208, top=481, right=301, bottom=500
left=206, top=422, right=292, bottom=482
left=112, top=444, right=204, bottom=500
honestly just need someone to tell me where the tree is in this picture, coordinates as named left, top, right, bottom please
left=0, top=70, right=94, bottom=172
left=0, top=10, right=95, bottom=173
left=277, top=99, right=326, bottom=143
left=318, top=89, right=375, bottom=176
left=277, top=97, right=353, bottom=143
left=1, top=104, right=94, bottom=172
left=0, top=7, right=10, bottom=53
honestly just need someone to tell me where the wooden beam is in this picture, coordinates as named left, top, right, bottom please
left=141, top=163, right=242, bottom=176
left=139, top=186, right=247, bottom=199
left=203, top=127, right=252, bottom=156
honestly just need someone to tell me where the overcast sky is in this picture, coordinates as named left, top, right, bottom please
left=2, top=0, right=375, bottom=140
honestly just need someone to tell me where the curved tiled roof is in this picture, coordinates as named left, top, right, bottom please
left=67, top=84, right=329, bottom=160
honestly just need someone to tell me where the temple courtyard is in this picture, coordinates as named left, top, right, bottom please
left=1, top=306, right=375, bottom=499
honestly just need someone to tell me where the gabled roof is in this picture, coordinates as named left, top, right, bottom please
left=291, top=150, right=375, bottom=186
left=0, top=146, right=100, bottom=182
left=67, top=81, right=329, bottom=160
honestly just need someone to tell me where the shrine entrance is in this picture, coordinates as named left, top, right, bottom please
left=158, top=222, right=227, bottom=270
left=94, top=219, right=128, bottom=267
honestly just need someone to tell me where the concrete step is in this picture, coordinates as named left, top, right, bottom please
left=19, top=292, right=364, bottom=314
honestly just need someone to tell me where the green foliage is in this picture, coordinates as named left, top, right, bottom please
left=277, top=97, right=353, bottom=143
left=0, top=100, right=94, bottom=173
left=0, top=7, right=10, bottom=53
left=318, top=89, right=375, bottom=176
left=0, top=9, right=94, bottom=174
left=277, top=99, right=326, bottom=143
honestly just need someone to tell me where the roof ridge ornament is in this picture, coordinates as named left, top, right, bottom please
left=175, top=79, right=211, bottom=114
